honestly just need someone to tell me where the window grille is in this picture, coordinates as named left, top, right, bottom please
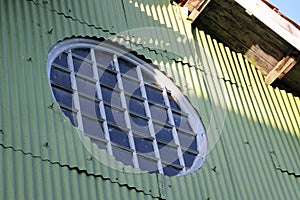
left=47, top=38, right=207, bottom=176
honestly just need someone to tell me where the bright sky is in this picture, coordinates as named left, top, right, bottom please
left=269, top=0, right=300, bottom=25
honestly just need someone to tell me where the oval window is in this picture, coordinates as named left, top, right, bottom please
left=47, top=38, right=207, bottom=176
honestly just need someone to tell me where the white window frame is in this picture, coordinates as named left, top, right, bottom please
left=46, top=38, right=207, bottom=176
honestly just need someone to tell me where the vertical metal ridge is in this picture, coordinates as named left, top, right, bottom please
left=1, top=1, right=299, bottom=200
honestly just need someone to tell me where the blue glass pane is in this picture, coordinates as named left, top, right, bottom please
left=94, top=50, right=115, bottom=71
left=112, top=146, right=133, bottom=167
left=122, top=78, right=141, bottom=97
left=129, top=114, right=150, bottom=136
left=91, top=139, right=106, bottom=150
left=155, top=124, right=173, bottom=143
left=79, top=96, right=101, bottom=119
left=126, top=96, right=145, bottom=116
left=98, top=69, right=117, bottom=88
left=50, top=68, right=72, bottom=89
left=118, top=58, right=137, bottom=78
left=134, top=136, right=154, bottom=154
left=145, top=85, right=164, bottom=105
left=163, top=165, right=181, bottom=176
left=52, top=86, right=73, bottom=109
left=104, top=105, right=126, bottom=127
left=61, top=108, right=77, bottom=126
left=178, top=131, right=197, bottom=152
left=182, top=151, right=196, bottom=168
left=173, top=112, right=181, bottom=128
left=168, top=94, right=181, bottom=111
left=76, top=78, right=96, bottom=97
left=82, top=116, right=105, bottom=140
left=173, top=113, right=192, bottom=131
left=73, top=57, right=93, bottom=77
left=137, top=155, right=158, bottom=173
left=149, top=104, right=169, bottom=124
left=158, top=143, right=180, bottom=165
left=72, top=48, right=90, bottom=60
left=101, top=86, right=121, bottom=107
left=109, top=126, right=130, bottom=148
left=53, top=53, right=68, bottom=67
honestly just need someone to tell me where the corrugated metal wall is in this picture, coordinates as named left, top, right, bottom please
left=0, top=0, right=299, bottom=199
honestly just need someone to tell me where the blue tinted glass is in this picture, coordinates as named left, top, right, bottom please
left=101, top=86, right=112, bottom=103
left=182, top=151, right=196, bottom=168
left=168, top=94, right=181, bottom=111
left=104, top=106, right=126, bottom=127
left=129, top=114, right=150, bottom=136
left=173, top=113, right=192, bottom=131
left=50, top=68, right=72, bottom=89
left=61, top=108, right=77, bottom=126
left=72, top=48, right=90, bottom=59
left=122, top=78, right=141, bottom=97
left=145, top=85, right=164, bottom=105
left=73, top=57, right=93, bottom=76
left=109, top=126, right=130, bottom=148
left=118, top=58, right=137, bottom=78
left=94, top=50, right=115, bottom=71
left=134, top=136, right=154, bottom=154
left=179, top=133, right=197, bottom=152
left=127, top=96, right=145, bottom=116
left=101, top=86, right=121, bottom=106
left=163, top=165, right=181, bottom=176
left=155, top=125, right=173, bottom=143
left=158, top=143, right=180, bottom=165
left=91, top=139, right=106, bottom=150
left=149, top=104, right=169, bottom=124
left=76, top=78, right=96, bottom=97
left=173, top=112, right=181, bottom=128
left=112, top=146, right=133, bottom=167
left=52, top=86, right=73, bottom=108
left=105, top=106, right=114, bottom=123
left=98, top=69, right=117, bottom=88
left=137, top=155, right=158, bottom=173
left=188, top=139, right=197, bottom=152
left=79, top=96, right=101, bottom=119
left=53, top=53, right=68, bottom=67
left=82, top=116, right=105, bottom=140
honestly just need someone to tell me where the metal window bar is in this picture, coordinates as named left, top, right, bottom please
left=162, top=87, right=187, bottom=172
left=114, top=54, right=139, bottom=168
left=136, top=65, right=164, bottom=174
left=67, top=49, right=84, bottom=131
left=90, top=48, right=113, bottom=155
left=67, top=46, right=196, bottom=175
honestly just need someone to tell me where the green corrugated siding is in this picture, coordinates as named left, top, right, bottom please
left=0, top=0, right=299, bottom=199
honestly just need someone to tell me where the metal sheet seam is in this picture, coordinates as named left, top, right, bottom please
left=270, top=150, right=300, bottom=178
left=26, top=0, right=117, bottom=34
left=0, top=143, right=164, bottom=199
left=119, top=0, right=132, bottom=50
left=25, top=0, right=204, bottom=72
left=26, top=0, right=253, bottom=87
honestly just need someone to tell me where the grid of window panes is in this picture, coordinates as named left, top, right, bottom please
left=50, top=46, right=200, bottom=176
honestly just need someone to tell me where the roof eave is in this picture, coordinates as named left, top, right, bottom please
left=235, top=0, right=300, bottom=51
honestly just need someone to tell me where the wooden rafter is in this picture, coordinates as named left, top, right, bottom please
left=265, top=56, right=297, bottom=85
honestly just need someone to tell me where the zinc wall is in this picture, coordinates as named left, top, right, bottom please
left=0, top=0, right=299, bottom=199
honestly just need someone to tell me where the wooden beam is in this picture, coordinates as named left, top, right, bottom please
left=265, top=56, right=297, bottom=85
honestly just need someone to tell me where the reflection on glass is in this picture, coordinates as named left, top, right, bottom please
left=108, top=125, right=130, bottom=148
left=145, top=85, right=164, bottom=105
left=82, top=116, right=105, bottom=140
left=52, top=86, right=73, bottom=109
left=51, top=68, right=72, bottom=89
left=73, top=57, right=93, bottom=77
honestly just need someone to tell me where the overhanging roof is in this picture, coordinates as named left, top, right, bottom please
left=178, top=0, right=300, bottom=96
